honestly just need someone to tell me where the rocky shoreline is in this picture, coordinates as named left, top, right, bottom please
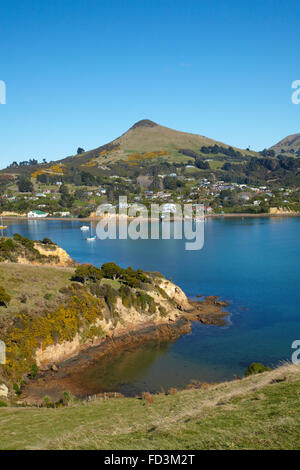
left=20, top=296, right=229, bottom=404
left=2, top=212, right=300, bottom=222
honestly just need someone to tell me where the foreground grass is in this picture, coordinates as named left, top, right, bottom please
left=0, top=363, right=299, bottom=450
left=0, top=263, right=73, bottom=317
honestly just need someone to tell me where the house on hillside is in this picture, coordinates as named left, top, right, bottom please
left=161, top=203, right=178, bottom=213
left=27, top=210, right=49, bottom=218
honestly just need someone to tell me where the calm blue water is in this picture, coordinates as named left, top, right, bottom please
left=3, top=216, right=300, bottom=393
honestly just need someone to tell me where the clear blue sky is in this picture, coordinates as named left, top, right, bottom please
left=1, top=0, right=300, bottom=168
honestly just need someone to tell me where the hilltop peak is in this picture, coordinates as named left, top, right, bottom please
left=129, top=119, right=159, bottom=130
left=269, top=133, right=300, bottom=155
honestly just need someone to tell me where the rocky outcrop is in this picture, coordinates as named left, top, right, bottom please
left=35, top=282, right=228, bottom=370
left=0, top=383, right=8, bottom=398
left=269, top=207, right=297, bottom=215
left=33, top=243, right=73, bottom=266
left=16, top=243, right=73, bottom=267
left=156, top=278, right=190, bottom=310
left=36, top=334, right=83, bottom=368
left=35, top=282, right=188, bottom=368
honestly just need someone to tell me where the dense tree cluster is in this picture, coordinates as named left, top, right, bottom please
left=195, top=158, right=210, bottom=170
left=178, top=149, right=200, bottom=159
left=72, top=262, right=150, bottom=288
left=17, top=176, right=33, bottom=193
left=163, top=176, right=184, bottom=190
left=59, top=184, right=74, bottom=208
left=259, top=149, right=275, bottom=157
left=8, top=159, right=39, bottom=168
left=200, top=145, right=243, bottom=159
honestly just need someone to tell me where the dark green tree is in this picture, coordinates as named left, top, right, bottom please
left=17, top=177, right=33, bottom=193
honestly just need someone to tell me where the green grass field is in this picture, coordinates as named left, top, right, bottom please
left=0, top=263, right=73, bottom=318
left=0, top=363, right=299, bottom=450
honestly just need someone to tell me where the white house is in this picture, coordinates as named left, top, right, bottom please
left=27, top=210, right=49, bottom=218
left=161, top=203, right=178, bottom=213
left=53, top=211, right=71, bottom=217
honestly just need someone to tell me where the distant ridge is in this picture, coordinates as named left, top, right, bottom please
left=1, top=118, right=256, bottom=175
left=51, top=118, right=250, bottom=168
left=269, top=133, right=300, bottom=155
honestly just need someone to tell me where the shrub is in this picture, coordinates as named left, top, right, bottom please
left=13, top=383, right=21, bottom=396
left=119, top=285, right=133, bottom=308
left=77, top=209, right=90, bottom=218
left=41, top=238, right=56, bottom=245
left=156, top=285, right=169, bottom=299
left=0, top=238, right=15, bottom=252
left=13, top=233, right=34, bottom=250
left=71, top=264, right=103, bottom=283
left=0, top=238, right=16, bottom=261
left=159, top=305, right=168, bottom=317
left=43, top=396, right=50, bottom=406
left=3, top=286, right=104, bottom=381
left=89, top=281, right=106, bottom=298
left=0, top=286, right=11, bottom=307
left=80, top=325, right=104, bottom=341
left=101, top=263, right=150, bottom=288
left=30, top=364, right=38, bottom=378
left=103, top=285, right=118, bottom=312
left=123, top=275, right=140, bottom=288
left=142, top=392, right=154, bottom=404
left=245, top=362, right=272, bottom=377
left=101, top=262, right=124, bottom=280
left=62, top=391, right=71, bottom=405
left=134, top=292, right=156, bottom=314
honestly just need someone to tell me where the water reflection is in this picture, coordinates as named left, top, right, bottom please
left=70, top=340, right=173, bottom=396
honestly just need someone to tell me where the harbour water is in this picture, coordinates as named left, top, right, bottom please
left=3, top=216, right=300, bottom=394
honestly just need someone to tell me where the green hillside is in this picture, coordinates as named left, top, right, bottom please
left=269, top=133, right=300, bottom=156
left=2, top=121, right=300, bottom=199
left=1, top=119, right=255, bottom=178
left=0, top=363, right=299, bottom=450
left=69, top=119, right=255, bottom=166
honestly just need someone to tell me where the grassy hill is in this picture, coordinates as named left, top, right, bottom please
left=70, top=119, right=254, bottom=166
left=269, top=133, right=300, bottom=155
left=0, top=363, right=299, bottom=450
left=3, top=120, right=300, bottom=191
left=1, top=119, right=256, bottom=177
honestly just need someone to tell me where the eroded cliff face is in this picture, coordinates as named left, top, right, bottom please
left=269, top=207, right=297, bottom=215
left=17, top=243, right=73, bottom=267
left=34, top=243, right=73, bottom=266
left=156, top=278, right=190, bottom=310
left=1, top=237, right=228, bottom=385
left=35, top=278, right=189, bottom=368
left=35, top=334, right=83, bottom=367
left=34, top=274, right=229, bottom=370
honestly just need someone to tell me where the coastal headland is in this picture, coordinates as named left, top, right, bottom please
left=0, top=235, right=228, bottom=404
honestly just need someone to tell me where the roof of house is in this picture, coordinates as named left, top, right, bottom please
left=29, top=210, right=47, bottom=215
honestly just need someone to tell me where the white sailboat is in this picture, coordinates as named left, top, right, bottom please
left=86, top=223, right=96, bottom=241
left=80, top=225, right=89, bottom=231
